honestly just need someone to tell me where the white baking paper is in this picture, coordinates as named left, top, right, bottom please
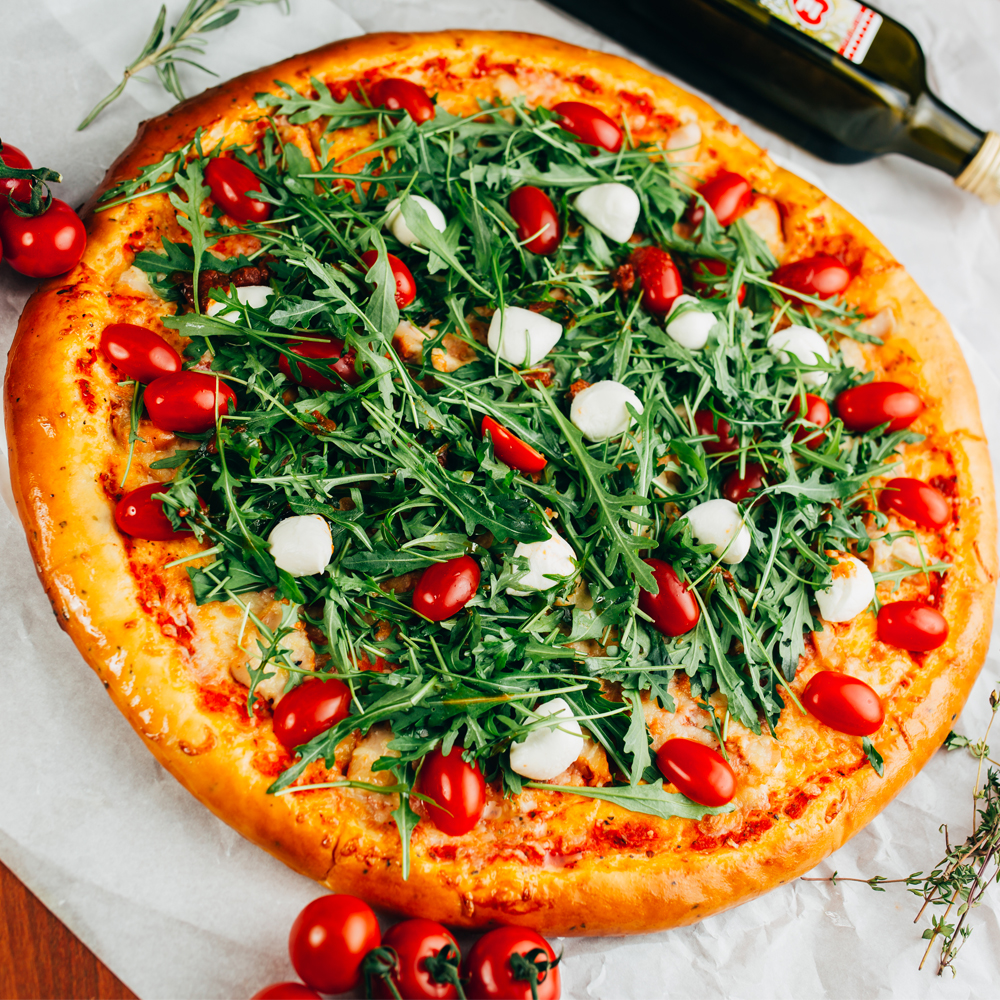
left=1, top=1, right=999, bottom=997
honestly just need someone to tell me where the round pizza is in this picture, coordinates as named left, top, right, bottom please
left=5, top=30, right=996, bottom=936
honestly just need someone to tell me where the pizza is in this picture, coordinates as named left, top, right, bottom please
left=5, top=30, right=996, bottom=936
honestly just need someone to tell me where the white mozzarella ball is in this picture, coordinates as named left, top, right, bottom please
left=509, top=697, right=584, bottom=781
left=814, top=555, right=875, bottom=623
left=507, top=523, right=577, bottom=595
left=384, top=195, right=447, bottom=247
left=665, top=295, right=717, bottom=350
left=683, top=498, right=751, bottom=565
left=570, top=380, right=644, bottom=442
left=573, top=183, right=641, bottom=243
left=268, top=515, right=333, bottom=577
left=206, top=284, right=273, bottom=321
left=767, top=325, right=832, bottom=387
left=488, top=306, right=563, bottom=366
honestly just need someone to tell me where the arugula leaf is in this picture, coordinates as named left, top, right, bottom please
left=525, top=780, right=734, bottom=820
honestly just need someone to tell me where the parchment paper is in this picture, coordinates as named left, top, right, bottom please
left=2, top=1, right=999, bottom=997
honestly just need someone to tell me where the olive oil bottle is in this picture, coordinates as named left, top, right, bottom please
left=547, top=0, right=1000, bottom=202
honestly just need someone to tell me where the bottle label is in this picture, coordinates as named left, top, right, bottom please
left=759, top=0, right=883, bottom=64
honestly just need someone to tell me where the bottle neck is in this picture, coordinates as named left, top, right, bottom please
left=893, top=91, right=984, bottom=176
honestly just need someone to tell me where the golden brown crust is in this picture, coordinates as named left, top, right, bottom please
left=5, top=30, right=996, bottom=935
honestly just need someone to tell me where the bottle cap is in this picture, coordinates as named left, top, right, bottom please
left=956, top=132, right=1000, bottom=205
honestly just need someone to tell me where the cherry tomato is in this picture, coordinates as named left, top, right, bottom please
left=801, top=670, right=885, bottom=736
left=694, top=409, right=737, bottom=455
left=722, top=462, right=767, bottom=503
left=879, top=477, right=950, bottom=530
left=687, top=171, right=752, bottom=227
left=877, top=601, right=949, bottom=651
left=289, top=895, right=381, bottom=995
left=482, top=416, right=547, bottom=474
left=552, top=101, right=622, bottom=153
left=690, top=258, right=746, bottom=304
left=0, top=142, right=32, bottom=205
left=272, top=678, right=351, bottom=752
left=100, top=324, right=181, bottom=383
left=145, top=371, right=237, bottom=433
left=0, top=198, right=86, bottom=278
left=375, top=919, right=461, bottom=1000
left=278, top=338, right=360, bottom=390
left=638, top=559, right=699, bottom=637
left=369, top=78, right=436, bottom=123
left=114, top=483, right=193, bottom=541
left=412, top=556, right=481, bottom=621
left=656, top=738, right=736, bottom=807
left=836, top=381, right=922, bottom=433
left=417, top=747, right=486, bottom=837
left=629, top=246, right=683, bottom=316
left=251, top=984, right=321, bottom=1000
left=204, top=157, right=271, bottom=224
left=771, top=254, right=851, bottom=302
left=787, top=393, right=831, bottom=448
left=465, top=927, right=561, bottom=1000
left=508, top=186, right=561, bottom=255
left=359, top=248, right=417, bottom=308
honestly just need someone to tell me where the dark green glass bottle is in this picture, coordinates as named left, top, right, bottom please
left=546, top=0, right=1000, bottom=201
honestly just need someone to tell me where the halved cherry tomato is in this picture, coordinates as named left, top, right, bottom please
left=801, top=670, right=884, bottom=736
left=687, top=171, right=752, bottom=227
left=417, top=747, right=486, bottom=837
left=836, top=381, right=922, bottom=433
left=369, top=78, right=436, bottom=123
left=114, top=483, right=193, bottom=541
left=787, top=393, right=831, bottom=448
left=482, top=416, right=547, bottom=474
left=412, top=556, right=481, bottom=622
left=877, top=601, right=949, bottom=651
left=656, top=738, right=736, bottom=807
left=638, top=559, right=699, bottom=637
left=204, top=157, right=271, bottom=224
left=100, top=324, right=181, bottom=383
left=771, top=253, right=851, bottom=302
left=465, top=927, right=561, bottom=1000
left=0, top=198, right=86, bottom=277
left=508, top=186, right=561, bottom=255
left=272, top=678, right=351, bottom=752
left=145, top=371, right=237, bottom=433
left=251, top=983, right=321, bottom=1000
left=360, top=249, right=417, bottom=308
left=374, top=920, right=461, bottom=1000
left=694, top=409, right=737, bottom=455
left=690, top=258, right=746, bottom=304
left=289, top=895, right=381, bottom=995
left=879, top=477, right=950, bottom=530
left=278, top=338, right=360, bottom=390
left=0, top=142, right=32, bottom=204
left=629, top=246, right=683, bottom=316
left=552, top=101, right=622, bottom=153
left=722, top=462, right=768, bottom=503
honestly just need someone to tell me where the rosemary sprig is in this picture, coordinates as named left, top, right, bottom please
left=78, top=0, right=288, bottom=130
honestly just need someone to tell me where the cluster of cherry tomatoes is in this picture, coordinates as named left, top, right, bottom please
left=0, top=141, right=87, bottom=278
left=251, top=893, right=559, bottom=1000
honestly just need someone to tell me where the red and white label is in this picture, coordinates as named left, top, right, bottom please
left=761, top=0, right=883, bottom=65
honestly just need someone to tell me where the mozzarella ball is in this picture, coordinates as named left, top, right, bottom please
left=767, top=325, right=832, bottom=387
left=509, top=697, right=584, bottom=781
left=814, top=555, right=875, bottom=623
left=570, top=380, right=644, bottom=442
left=488, top=306, right=563, bottom=366
left=666, top=294, right=717, bottom=350
left=268, top=515, right=333, bottom=577
left=683, top=498, right=751, bottom=565
left=573, top=183, right=641, bottom=243
left=384, top=195, right=447, bottom=247
left=507, top=523, right=577, bottom=595
left=206, top=284, right=273, bottom=322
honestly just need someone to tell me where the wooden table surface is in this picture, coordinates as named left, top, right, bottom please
left=0, top=859, right=136, bottom=1000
